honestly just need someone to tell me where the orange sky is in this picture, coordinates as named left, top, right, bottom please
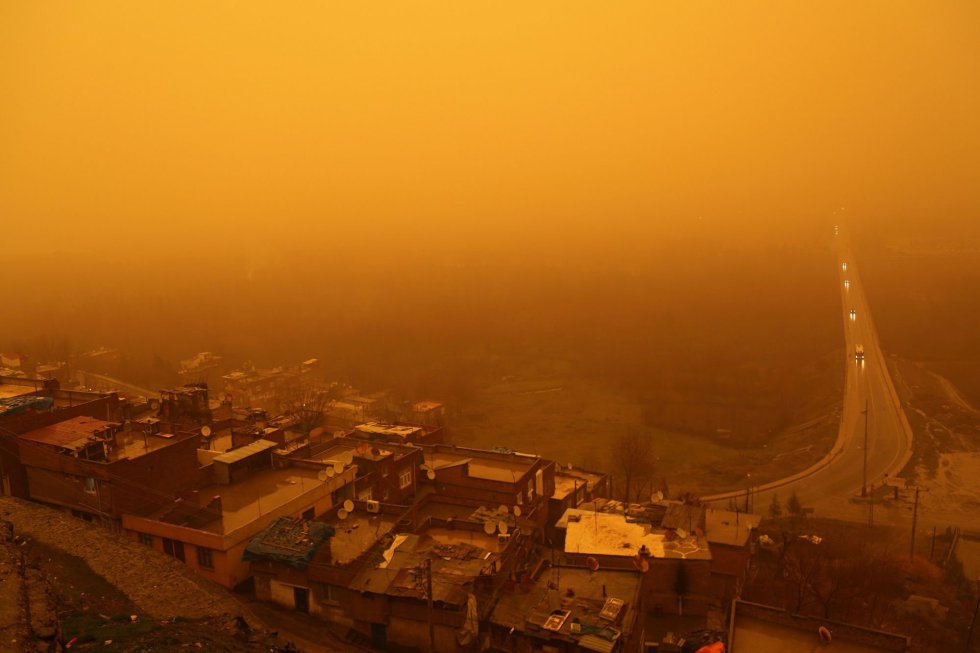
left=2, top=1, right=979, bottom=258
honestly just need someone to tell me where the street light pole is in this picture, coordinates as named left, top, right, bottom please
left=910, top=486, right=920, bottom=560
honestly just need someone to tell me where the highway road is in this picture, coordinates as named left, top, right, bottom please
left=704, top=227, right=914, bottom=520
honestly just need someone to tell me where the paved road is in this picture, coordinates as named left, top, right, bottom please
left=704, top=228, right=914, bottom=520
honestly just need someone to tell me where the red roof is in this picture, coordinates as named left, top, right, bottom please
left=19, top=416, right=117, bottom=449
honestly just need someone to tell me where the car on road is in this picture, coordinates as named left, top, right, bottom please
left=842, top=262, right=847, bottom=271
left=855, top=344, right=865, bottom=360
left=844, top=279, right=850, bottom=289
left=850, top=309, right=857, bottom=320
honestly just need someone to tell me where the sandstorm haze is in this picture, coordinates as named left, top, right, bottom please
left=2, top=2, right=980, bottom=433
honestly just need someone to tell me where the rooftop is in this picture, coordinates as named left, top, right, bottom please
left=326, top=510, right=400, bottom=566
left=18, top=416, right=118, bottom=450
left=553, top=467, right=606, bottom=500
left=559, top=509, right=711, bottom=560
left=426, top=450, right=533, bottom=483
left=490, top=566, right=641, bottom=650
left=355, top=422, right=421, bottom=439
left=213, top=438, right=278, bottom=465
left=152, top=465, right=352, bottom=535
left=731, top=601, right=909, bottom=653
left=349, top=533, right=496, bottom=606
left=705, top=508, right=762, bottom=547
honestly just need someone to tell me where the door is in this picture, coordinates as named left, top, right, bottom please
left=293, top=587, right=310, bottom=613
left=370, top=623, right=387, bottom=650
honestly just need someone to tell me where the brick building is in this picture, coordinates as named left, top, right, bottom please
left=15, top=416, right=201, bottom=525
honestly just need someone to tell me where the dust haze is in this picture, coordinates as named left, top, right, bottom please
left=3, top=1, right=980, bottom=474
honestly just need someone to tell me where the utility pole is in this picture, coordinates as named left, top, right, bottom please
left=868, top=482, right=874, bottom=528
left=424, top=558, right=435, bottom=652
left=910, top=486, right=920, bottom=560
left=967, top=580, right=980, bottom=649
left=862, top=399, right=869, bottom=497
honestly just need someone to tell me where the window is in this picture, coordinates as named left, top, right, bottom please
left=516, top=492, right=523, bottom=506
left=358, top=487, right=373, bottom=501
left=399, top=469, right=413, bottom=489
left=162, top=538, right=185, bottom=563
left=196, top=546, right=214, bottom=570
left=318, top=583, right=344, bottom=606
left=138, top=533, right=153, bottom=547
left=302, top=508, right=315, bottom=520
left=83, top=477, right=97, bottom=494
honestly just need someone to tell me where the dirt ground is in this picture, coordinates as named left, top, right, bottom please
left=451, top=364, right=841, bottom=498
left=0, top=498, right=355, bottom=652
left=887, top=358, right=980, bottom=530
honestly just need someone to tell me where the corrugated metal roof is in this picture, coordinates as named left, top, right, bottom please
left=579, top=633, right=617, bottom=653
left=213, top=439, right=277, bottom=464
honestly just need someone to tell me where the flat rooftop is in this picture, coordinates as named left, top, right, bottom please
left=427, top=450, right=533, bottom=483
left=153, top=466, right=343, bottom=534
left=491, top=566, right=641, bottom=647
left=355, top=422, right=421, bottom=438
left=552, top=468, right=605, bottom=500
left=731, top=602, right=909, bottom=652
left=705, top=508, right=762, bottom=547
left=327, top=511, right=400, bottom=566
left=560, top=509, right=711, bottom=560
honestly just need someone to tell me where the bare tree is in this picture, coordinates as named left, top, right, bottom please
left=610, top=429, right=656, bottom=504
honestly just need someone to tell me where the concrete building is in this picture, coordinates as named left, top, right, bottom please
left=122, top=455, right=356, bottom=589
left=15, top=416, right=200, bottom=524
left=555, top=506, right=714, bottom=617
left=347, top=532, right=496, bottom=651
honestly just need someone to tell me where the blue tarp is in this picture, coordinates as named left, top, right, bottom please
left=243, top=517, right=335, bottom=569
left=0, top=396, right=54, bottom=415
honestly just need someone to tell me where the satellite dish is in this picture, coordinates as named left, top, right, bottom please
left=818, top=627, right=832, bottom=643
left=586, top=556, right=600, bottom=572
left=326, top=467, right=335, bottom=478
left=497, top=505, right=509, bottom=515
left=338, top=509, right=349, bottom=520
left=498, top=522, right=509, bottom=535
left=150, top=400, right=160, bottom=411
left=426, top=470, right=436, bottom=480
left=652, top=490, right=664, bottom=502
left=201, top=425, right=212, bottom=437
left=343, top=499, right=355, bottom=512
left=333, top=462, right=344, bottom=474
left=512, top=505, right=522, bottom=517
left=483, top=521, right=497, bottom=535
left=317, top=470, right=328, bottom=481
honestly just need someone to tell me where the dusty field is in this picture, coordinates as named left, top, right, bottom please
left=451, top=361, right=841, bottom=498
